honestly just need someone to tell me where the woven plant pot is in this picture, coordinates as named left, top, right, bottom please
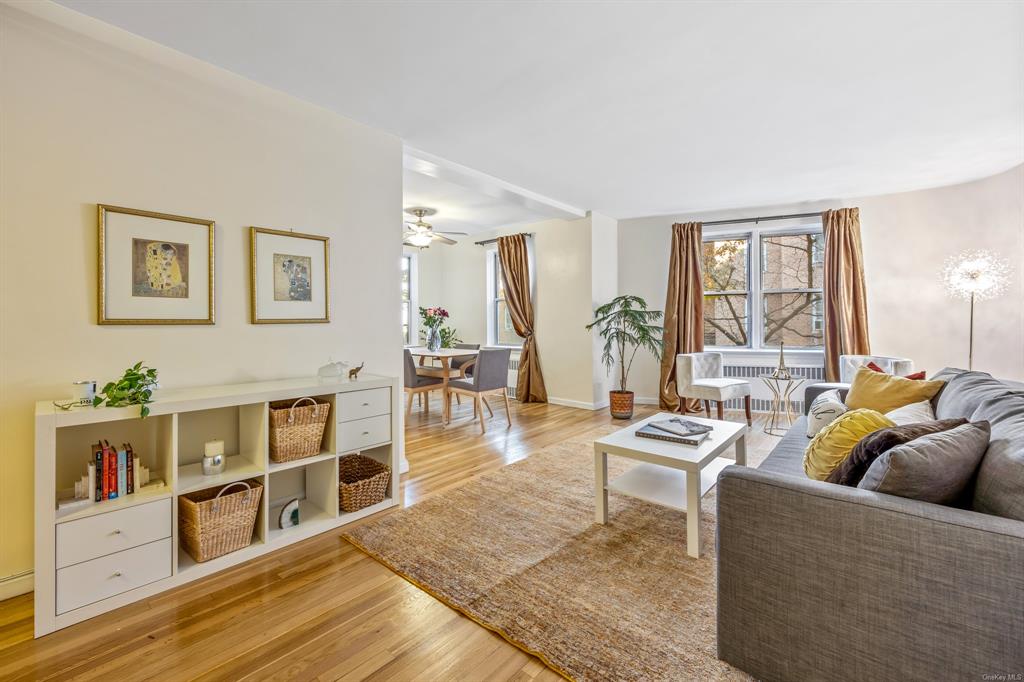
left=269, top=397, right=330, bottom=462
left=609, top=390, right=635, bottom=419
left=338, top=454, right=391, bottom=513
left=179, top=478, right=263, bottom=563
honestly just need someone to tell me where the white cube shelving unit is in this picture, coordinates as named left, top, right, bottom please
left=34, top=374, right=400, bottom=637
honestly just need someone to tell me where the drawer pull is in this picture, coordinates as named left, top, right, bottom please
left=362, top=431, right=369, bottom=435
left=113, top=571, right=122, bottom=577
left=112, top=529, right=121, bottom=535
left=361, top=402, right=369, bottom=406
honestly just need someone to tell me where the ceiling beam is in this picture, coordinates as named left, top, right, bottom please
left=403, top=146, right=587, bottom=221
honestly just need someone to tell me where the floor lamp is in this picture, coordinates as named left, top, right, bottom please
left=942, top=249, right=1010, bottom=370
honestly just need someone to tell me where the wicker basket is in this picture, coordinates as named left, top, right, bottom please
left=269, top=397, right=330, bottom=462
left=179, top=479, right=263, bottom=563
left=338, top=455, right=391, bottom=513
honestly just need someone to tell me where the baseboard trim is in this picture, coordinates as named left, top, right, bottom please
left=0, top=571, right=33, bottom=600
left=634, top=396, right=778, bottom=413
left=547, top=397, right=608, bottom=411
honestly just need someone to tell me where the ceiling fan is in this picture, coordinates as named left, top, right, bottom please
left=403, top=207, right=467, bottom=248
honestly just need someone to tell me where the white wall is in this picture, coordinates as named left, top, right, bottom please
left=618, top=164, right=1024, bottom=401
left=0, top=4, right=403, bottom=589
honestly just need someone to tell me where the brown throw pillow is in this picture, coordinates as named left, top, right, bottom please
left=827, top=418, right=967, bottom=487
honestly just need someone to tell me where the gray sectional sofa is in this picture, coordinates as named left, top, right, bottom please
left=716, top=368, right=1024, bottom=681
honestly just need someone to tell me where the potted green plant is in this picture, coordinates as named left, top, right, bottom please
left=92, top=362, right=159, bottom=418
left=586, top=295, right=663, bottom=419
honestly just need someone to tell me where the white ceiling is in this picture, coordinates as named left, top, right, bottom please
left=403, top=169, right=552, bottom=235
left=58, top=0, right=1024, bottom=218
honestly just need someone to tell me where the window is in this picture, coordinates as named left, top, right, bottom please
left=401, top=254, right=417, bottom=345
left=488, top=250, right=525, bottom=347
left=702, top=228, right=824, bottom=349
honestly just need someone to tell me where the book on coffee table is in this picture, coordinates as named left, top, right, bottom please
left=635, top=422, right=710, bottom=446
left=648, top=417, right=713, bottom=438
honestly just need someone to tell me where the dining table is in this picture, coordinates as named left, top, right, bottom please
left=407, top=346, right=479, bottom=424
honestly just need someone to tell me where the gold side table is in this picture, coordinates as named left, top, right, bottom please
left=759, top=374, right=805, bottom=436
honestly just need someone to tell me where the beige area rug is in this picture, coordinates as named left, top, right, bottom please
left=344, top=425, right=762, bottom=682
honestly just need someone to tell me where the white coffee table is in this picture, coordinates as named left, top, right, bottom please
left=594, top=413, right=747, bottom=558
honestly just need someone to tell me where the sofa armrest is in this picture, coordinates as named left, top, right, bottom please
left=716, top=466, right=1024, bottom=681
left=803, top=382, right=849, bottom=414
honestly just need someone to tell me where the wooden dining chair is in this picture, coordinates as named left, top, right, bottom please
left=446, top=348, right=512, bottom=434
left=404, top=349, right=444, bottom=417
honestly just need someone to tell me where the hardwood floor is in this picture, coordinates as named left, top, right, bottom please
left=0, top=398, right=779, bottom=681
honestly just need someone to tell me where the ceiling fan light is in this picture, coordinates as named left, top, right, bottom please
left=407, top=232, right=433, bottom=247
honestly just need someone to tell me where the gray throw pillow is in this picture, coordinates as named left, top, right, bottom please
left=858, top=421, right=991, bottom=505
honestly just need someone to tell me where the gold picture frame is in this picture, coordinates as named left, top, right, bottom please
left=249, top=227, right=330, bottom=324
left=98, top=204, right=215, bottom=325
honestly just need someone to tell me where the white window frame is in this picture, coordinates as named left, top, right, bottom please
left=702, top=223, right=824, bottom=354
left=486, top=246, right=534, bottom=348
left=401, top=252, right=418, bottom=346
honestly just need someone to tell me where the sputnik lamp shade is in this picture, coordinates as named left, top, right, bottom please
left=942, top=249, right=1010, bottom=370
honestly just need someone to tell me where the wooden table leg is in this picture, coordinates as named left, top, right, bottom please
left=686, top=466, right=701, bottom=558
left=594, top=448, right=608, bottom=524
left=440, top=357, right=451, bottom=424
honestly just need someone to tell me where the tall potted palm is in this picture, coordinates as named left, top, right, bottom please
left=586, top=295, right=664, bottom=419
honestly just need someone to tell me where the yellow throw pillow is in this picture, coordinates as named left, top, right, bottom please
left=844, top=366, right=945, bottom=414
left=804, top=408, right=894, bottom=481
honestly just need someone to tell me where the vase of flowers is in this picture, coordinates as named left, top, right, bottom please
left=420, top=306, right=450, bottom=351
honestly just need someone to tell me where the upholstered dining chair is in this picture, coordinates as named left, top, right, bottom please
left=838, top=355, right=915, bottom=383
left=449, top=343, right=480, bottom=406
left=404, top=349, right=444, bottom=417
left=446, top=347, right=512, bottom=434
left=675, top=352, right=752, bottom=425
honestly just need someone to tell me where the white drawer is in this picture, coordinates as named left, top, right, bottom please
left=337, top=388, right=391, bottom=422
left=56, top=497, right=172, bottom=569
left=56, top=538, right=172, bottom=615
left=337, top=414, right=391, bottom=453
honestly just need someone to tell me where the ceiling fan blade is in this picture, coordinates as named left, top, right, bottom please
left=433, top=234, right=458, bottom=245
left=403, top=241, right=430, bottom=249
left=434, top=231, right=469, bottom=236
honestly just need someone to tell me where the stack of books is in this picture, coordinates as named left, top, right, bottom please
left=635, top=417, right=714, bottom=445
left=58, top=441, right=160, bottom=513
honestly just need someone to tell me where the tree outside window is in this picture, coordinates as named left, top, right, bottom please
left=702, top=230, right=823, bottom=349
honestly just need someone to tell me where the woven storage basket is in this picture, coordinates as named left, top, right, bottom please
left=338, top=454, right=391, bottom=513
left=269, top=397, right=330, bottom=462
left=179, top=479, right=263, bottom=563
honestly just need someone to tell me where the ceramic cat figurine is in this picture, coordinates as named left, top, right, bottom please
left=348, top=362, right=364, bottom=380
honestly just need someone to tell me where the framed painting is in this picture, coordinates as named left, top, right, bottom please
left=98, top=204, right=215, bottom=325
left=249, top=227, right=330, bottom=324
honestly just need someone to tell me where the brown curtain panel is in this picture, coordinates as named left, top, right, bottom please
left=659, top=222, right=704, bottom=412
left=497, top=234, right=548, bottom=403
left=822, top=208, right=871, bottom=382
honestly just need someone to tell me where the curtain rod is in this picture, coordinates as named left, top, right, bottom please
left=701, top=211, right=824, bottom=227
left=474, top=232, right=534, bottom=246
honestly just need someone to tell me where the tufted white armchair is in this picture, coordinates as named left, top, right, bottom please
left=839, top=355, right=915, bottom=383
left=675, top=352, right=752, bottom=425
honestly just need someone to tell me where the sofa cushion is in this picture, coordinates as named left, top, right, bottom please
left=827, top=418, right=967, bottom=487
left=932, top=368, right=1018, bottom=420
left=806, top=389, right=847, bottom=438
left=845, top=367, right=944, bottom=414
left=804, top=409, right=894, bottom=481
left=758, top=417, right=810, bottom=478
left=858, top=421, right=990, bottom=505
left=971, top=394, right=1024, bottom=520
